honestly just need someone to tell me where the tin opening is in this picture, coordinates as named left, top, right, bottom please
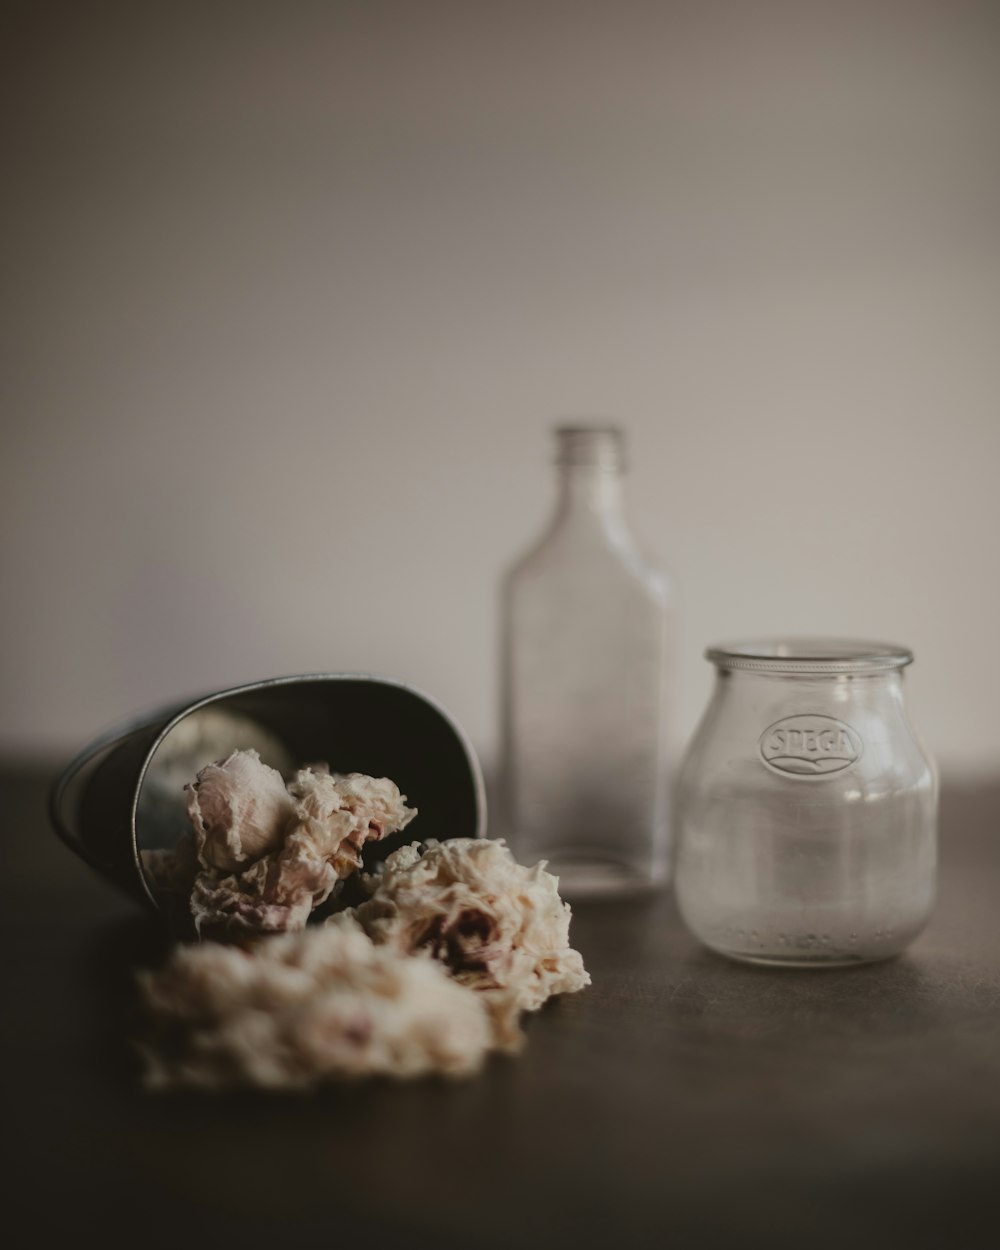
left=706, top=638, right=913, bottom=675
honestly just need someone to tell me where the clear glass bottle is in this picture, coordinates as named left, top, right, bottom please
left=500, top=425, right=670, bottom=897
left=675, top=639, right=937, bottom=966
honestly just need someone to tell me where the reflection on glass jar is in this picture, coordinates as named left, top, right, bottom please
left=675, top=639, right=937, bottom=967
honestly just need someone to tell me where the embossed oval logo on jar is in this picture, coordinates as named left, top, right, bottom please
left=759, top=715, right=863, bottom=777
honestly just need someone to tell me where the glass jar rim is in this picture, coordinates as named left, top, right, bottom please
left=706, top=637, right=913, bottom=674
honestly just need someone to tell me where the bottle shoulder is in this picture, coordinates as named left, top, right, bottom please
left=504, top=525, right=670, bottom=603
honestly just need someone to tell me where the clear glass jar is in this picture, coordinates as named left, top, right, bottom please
left=500, top=425, right=670, bottom=897
left=675, top=639, right=937, bottom=966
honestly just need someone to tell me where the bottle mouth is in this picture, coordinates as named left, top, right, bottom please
left=554, top=424, right=624, bottom=470
left=706, top=638, right=914, bottom=675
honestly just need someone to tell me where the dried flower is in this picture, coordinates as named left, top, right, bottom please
left=138, top=919, right=494, bottom=1089
left=186, top=749, right=294, bottom=872
left=349, top=838, right=590, bottom=1043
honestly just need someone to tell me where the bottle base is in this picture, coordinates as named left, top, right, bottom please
left=541, top=852, right=665, bottom=900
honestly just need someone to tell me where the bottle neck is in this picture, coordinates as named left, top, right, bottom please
left=551, top=425, right=628, bottom=537
left=555, top=462, right=626, bottom=526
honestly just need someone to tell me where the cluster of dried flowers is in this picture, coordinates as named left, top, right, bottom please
left=145, top=749, right=416, bottom=939
left=139, top=750, right=589, bottom=1089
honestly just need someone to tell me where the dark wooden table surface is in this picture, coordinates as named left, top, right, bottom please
left=4, top=767, right=999, bottom=1249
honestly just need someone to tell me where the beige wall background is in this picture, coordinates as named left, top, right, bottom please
left=2, top=0, right=998, bottom=778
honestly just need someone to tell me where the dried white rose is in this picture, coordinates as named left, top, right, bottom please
left=188, top=764, right=417, bottom=940
left=186, top=749, right=294, bottom=872
left=137, top=920, right=494, bottom=1089
left=137, top=710, right=294, bottom=856
left=349, top=838, right=590, bottom=1043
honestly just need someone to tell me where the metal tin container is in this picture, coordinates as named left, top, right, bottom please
left=51, top=673, right=486, bottom=913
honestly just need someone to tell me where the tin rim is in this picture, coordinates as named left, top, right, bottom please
left=706, top=638, right=913, bottom=675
